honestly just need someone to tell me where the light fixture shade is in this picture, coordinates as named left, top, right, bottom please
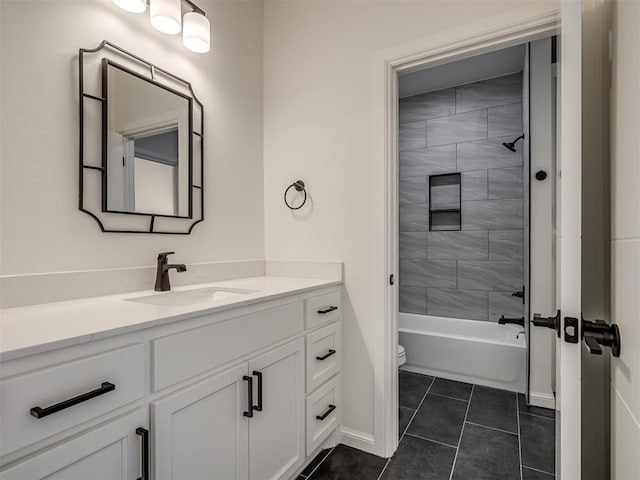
left=113, top=0, right=146, bottom=13
left=183, top=12, right=210, bottom=53
left=150, top=0, right=182, bottom=35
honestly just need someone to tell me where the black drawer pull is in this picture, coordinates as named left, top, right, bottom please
left=316, top=404, right=336, bottom=421
left=317, top=306, right=338, bottom=315
left=316, top=349, right=337, bottom=361
left=136, top=427, right=149, bottom=480
left=30, top=382, right=116, bottom=419
left=243, top=376, right=253, bottom=418
left=253, top=371, right=263, bottom=412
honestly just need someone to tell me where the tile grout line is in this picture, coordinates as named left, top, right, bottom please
left=401, top=102, right=522, bottom=139
left=522, top=465, right=556, bottom=477
left=375, top=459, right=392, bottom=480
left=405, top=432, right=458, bottom=449
left=303, top=447, right=335, bottom=480
left=448, top=384, right=474, bottom=480
left=516, top=392, right=524, bottom=480
left=400, top=128, right=525, bottom=151
left=519, top=410, right=556, bottom=421
left=399, top=376, right=435, bottom=443
left=427, top=391, right=470, bottom=403
left=400, top=99, right=522, bottom=126
left=464, top=420, right=518, bottom=436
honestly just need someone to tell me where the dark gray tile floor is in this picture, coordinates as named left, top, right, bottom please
left=299, top=373, right=556, bottom=480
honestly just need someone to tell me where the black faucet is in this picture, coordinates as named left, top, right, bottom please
left=498, top=315, right=525, bottom=327
left=154, top=252, right=187, bottom=292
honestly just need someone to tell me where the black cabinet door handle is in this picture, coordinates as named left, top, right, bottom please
left=316, top=349, right=337, bottom=361
left=136, top=427, right=149, bottom=480
left=316, top=404, right=336, bottom=421
left=243, top=376, right=253, bottom=418
left=317, top=306, right=338, bottom=315
left=30, top=382, right=116, bottom=419
left=253, top=371, right=263, bottom=412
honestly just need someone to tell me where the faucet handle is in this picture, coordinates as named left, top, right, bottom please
left=157, top=252, right=175, bottom=261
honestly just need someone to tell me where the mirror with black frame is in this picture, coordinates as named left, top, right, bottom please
left=103, top=59, right=192, bottom=218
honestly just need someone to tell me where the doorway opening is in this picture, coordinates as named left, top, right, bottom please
left=387, top=36, right=559, bottom=477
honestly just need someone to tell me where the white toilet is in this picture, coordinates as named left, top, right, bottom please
left=398, top=345, right=406, bottom=367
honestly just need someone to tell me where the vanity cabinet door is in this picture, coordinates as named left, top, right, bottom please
left=0, top=408, right=147, bottom=480
left=152, top=363, right=249, bottom=480
left=248, top=338, right=305, bottom=480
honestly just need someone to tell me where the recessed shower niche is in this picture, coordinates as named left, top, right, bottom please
left=428, top=173, right=461, bottom=231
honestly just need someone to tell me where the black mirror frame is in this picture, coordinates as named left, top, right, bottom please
left=79, top=41, right=204, bottom=234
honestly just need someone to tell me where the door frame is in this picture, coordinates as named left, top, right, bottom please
left=374, top=9, right=561, bottom=458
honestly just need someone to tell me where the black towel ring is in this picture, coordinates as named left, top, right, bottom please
left=284, top=180, right=307, bottom=210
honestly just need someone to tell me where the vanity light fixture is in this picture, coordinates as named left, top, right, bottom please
left=112, top=0, right=210, bottom=53
left=183, top=11, right=210, bottom=53
left=112, top=0, right=146, bottom=13
left=150, top=0, right=182, bottom=35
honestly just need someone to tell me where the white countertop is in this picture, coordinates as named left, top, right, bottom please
left=0, top=275, right=341, bottom=362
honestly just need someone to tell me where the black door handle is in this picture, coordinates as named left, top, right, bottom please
left=532, top=310, right=561, bottom=338
left=243, top=376, right=253, bottom=418
left=582, top=319, right=621, bottom=357
left=136, top=427, right=149, bottom=480
left=317, top=306, right=338, bottom=314
left=30, top=382, right=116, bottom=419
left=316, top=404, right=336, bottom=421
left=584, top=335, right=603, bottom=355
left=252, top=371, right=263, bottom=412
left=316, top=349, right=337, bottom=361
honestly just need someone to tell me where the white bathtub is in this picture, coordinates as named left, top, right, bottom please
left=399, top=313, right=526, bottom=393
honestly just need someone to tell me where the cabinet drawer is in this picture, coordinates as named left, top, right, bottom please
left=0, top=344, right=145, bottom=458
left=306, top=322, right=340, bottom=393
left=306, top=376, right=340, bottom=455
left=152, top=302, right=304, bottom=391
left=305, top=292, right=340, bottom=330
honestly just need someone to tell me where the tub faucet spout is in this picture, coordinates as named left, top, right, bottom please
left=498, top=315, right=525, bottom=327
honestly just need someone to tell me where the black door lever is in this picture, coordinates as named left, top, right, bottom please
left=532, top=310, right=561, bottom=338
left=582, top=318, right=621, bottom=357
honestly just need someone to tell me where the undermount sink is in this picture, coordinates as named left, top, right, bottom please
left=124, top=287, right=257, bottom=307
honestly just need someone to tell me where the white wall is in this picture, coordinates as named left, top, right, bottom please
left=0, top=0, right=264, bottom=276
left=263, top=0, right=560, bottom=455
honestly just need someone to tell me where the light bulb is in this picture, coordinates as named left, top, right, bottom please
left=183, top=12, right=210, bottom=53
left=112, top=0, right=146, bottom=13
left=150, top=0, right=182, bottom=34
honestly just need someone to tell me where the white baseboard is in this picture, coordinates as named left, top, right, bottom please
left=292, top=432, right=339, bottom=478
left=529, top=391, right=556, bottom=410
left=339, top=427, right=376, bottom=454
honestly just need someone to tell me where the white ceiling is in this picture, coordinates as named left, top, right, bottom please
left=398, top=44, right=526, bottom=98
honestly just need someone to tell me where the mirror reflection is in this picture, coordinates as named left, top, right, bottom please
left=104, top=60, right=192, bottom=217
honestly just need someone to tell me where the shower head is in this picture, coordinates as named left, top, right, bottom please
left=502, top=141, right=517, bottom=152
left=502, top=134, right=525, bottom=152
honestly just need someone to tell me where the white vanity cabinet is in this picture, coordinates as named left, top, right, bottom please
left=152, top=363, right=250, bottom=480
left=248, top=339, right=305, bottom=480
left=0, top=408, right=148, bottom=480
left=152, top=339, right=305, bottom=480
left=0, top=283, right=342, bottom=480
left=302, top=291, right=342, bottom=456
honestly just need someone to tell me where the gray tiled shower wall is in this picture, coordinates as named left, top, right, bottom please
left=398, top=73, right=525, bottom=322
